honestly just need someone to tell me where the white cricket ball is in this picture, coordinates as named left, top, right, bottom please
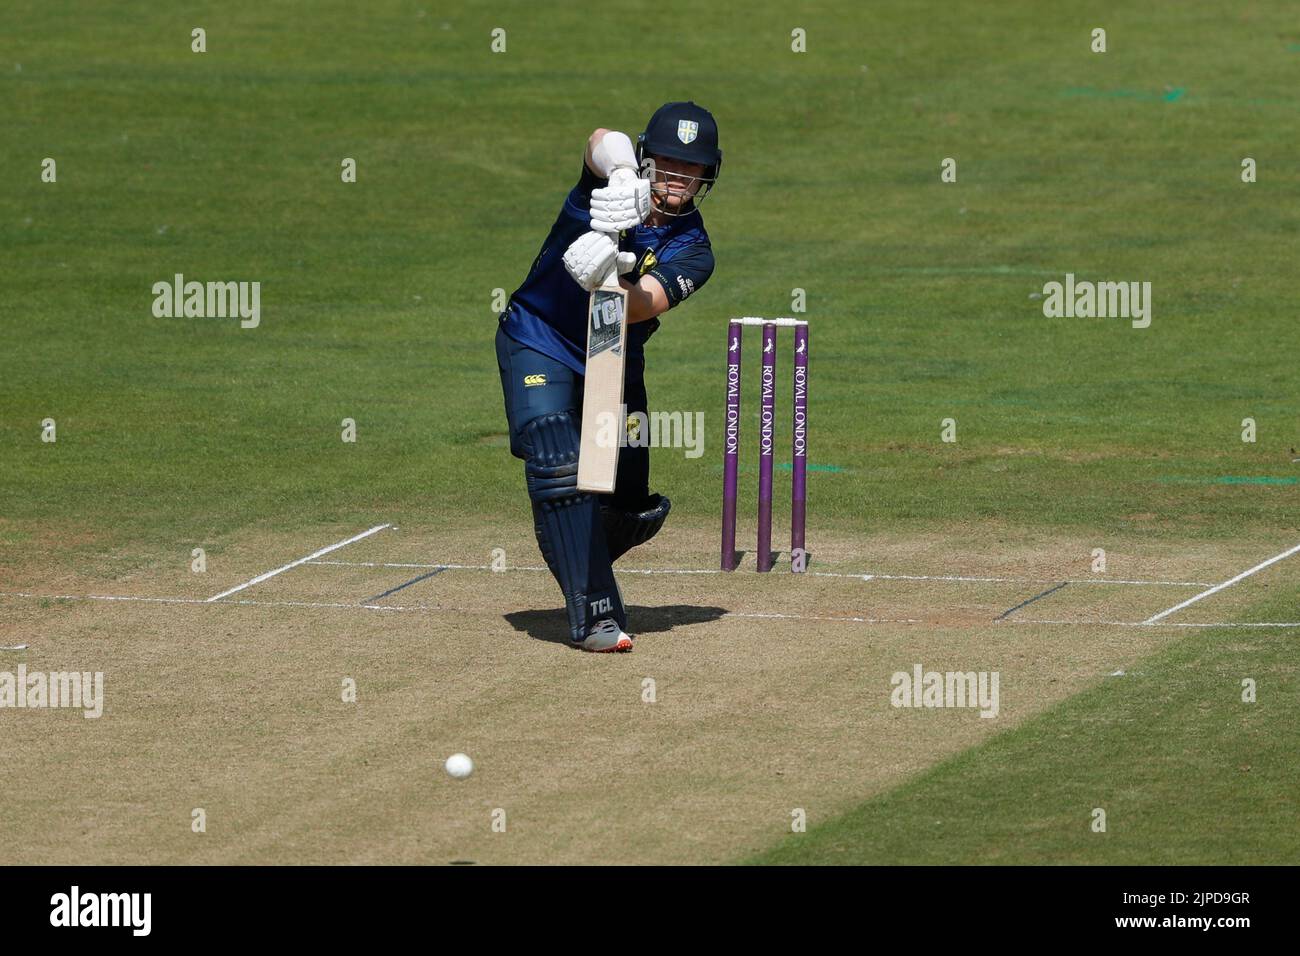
left=445, top=753, right=474, bottom=779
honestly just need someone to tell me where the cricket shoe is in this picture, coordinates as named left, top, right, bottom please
left=576, top=619, right=633, bottom=653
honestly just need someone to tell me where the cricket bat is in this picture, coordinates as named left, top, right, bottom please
left=577, top=266, right=629, bottom=493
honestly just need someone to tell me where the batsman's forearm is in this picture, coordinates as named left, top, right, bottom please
left=586, top=129, right=638, bottom=178
left=622, top=274, right=669, bottom=323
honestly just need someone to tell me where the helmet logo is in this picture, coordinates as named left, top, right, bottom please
left=676, top=120, right=698, bottom=144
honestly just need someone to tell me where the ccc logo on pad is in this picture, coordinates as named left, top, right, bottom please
left=523, top=373, right=547, bottom=387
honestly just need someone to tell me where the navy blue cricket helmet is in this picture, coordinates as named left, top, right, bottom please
left=636, top=101, right=722, bottom=213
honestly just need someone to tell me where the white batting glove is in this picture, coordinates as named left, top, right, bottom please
left=589, top=167, right=651, bottom=233
left=563, top=231, right=637, bottom=291
left=615, top=250, right=637, bottom=275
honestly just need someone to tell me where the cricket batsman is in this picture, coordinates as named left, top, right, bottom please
left=495, top=102, right=721, bottom=652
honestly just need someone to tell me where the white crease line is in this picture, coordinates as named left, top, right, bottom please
left=309, top=561, right=720, bottom=575
left=1008, top=618, right=1300, bottom=630
left=1143, top=542, right=1300, bottom=624
left=0, top=591, right=436, bottom=613
left=0, top=591, right=915, bottom=623
left=3, top=591, right=1296, bottom=629
left=306, top=560, right=1212, bottom=587
left=726, top=611, right=922, bottom=624
left=2, top=592, right=206, bottom=605
left=205, top=524, right=391, bottom=602
left=310, top=560, right=458, bottom=569
left=1060, top=578, right=1213, bottom=587
left=813, top=572, right=1214, bottom=587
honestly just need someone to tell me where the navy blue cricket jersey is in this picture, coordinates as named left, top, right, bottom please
left=500, top=163, right=714, bottom=375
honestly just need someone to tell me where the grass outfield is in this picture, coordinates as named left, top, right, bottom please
left=2, top=1, right=1297, bottom=864
left=751, top=595, right=1300, bottom=865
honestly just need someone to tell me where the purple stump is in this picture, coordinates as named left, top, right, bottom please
left=791, top=323, right=808, bottom=572
left=721, top=321, right=742, bottom=571
left=756, top=322, right=777, bottom=572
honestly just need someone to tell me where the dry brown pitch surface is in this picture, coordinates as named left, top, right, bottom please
left=1, top=520, right=1289, bottom=864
